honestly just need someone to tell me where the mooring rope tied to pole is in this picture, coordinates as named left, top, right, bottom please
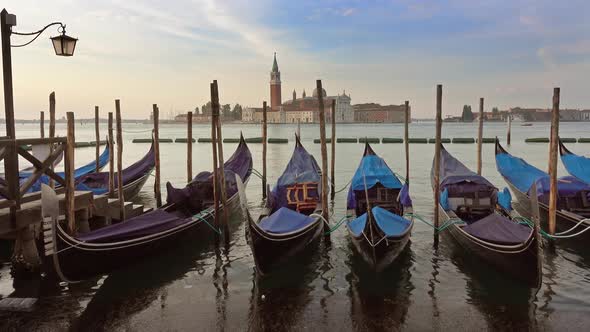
left=515, top=216, right=590, bottom=239
left=404, top=212, right=464, bottom=232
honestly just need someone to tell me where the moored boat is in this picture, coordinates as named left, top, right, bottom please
left=346, top=143, right=413, bottom=272
left=434, top=144, right=539, bottom=283
left=248, top=135, right=324, bottom=275
left=41, top=135, right=252, bottom=282
left=559, top=139, right=590, bottom=184
left=75, top=140, right=155, bottom=200
left=496, top=139, right=590, bottom=242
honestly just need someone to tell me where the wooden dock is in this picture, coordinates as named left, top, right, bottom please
left=0, top=191, right=147, bottom=238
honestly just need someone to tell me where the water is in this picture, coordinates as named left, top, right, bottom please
left=1, top=121, right=590, bottom=331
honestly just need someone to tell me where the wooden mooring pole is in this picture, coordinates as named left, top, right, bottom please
left=507, top=112, right=512, bottom=145
left=49, top=92, right=56, bottom=189
left=108, top=112, right=115, bottom=197
left=404, top=101, right=410, bottom=183
left=262, top=101, right=268, bottom=199
left=317, top=80, right=330, bottom=236
left=210, top=87, right=220, bottom=234
left=153, top=104, right=162, bottom=208
left=433, top=84, right=443, bottom=242
left=65, top=112, right=76, bottom=234
left=212, top=80, right=229, bottom=237
left=115, top=100, right=125, bottom=220
left=330, top=99, right=336, bottom=201
left=187, top=111, right=193, bottom=183
left=477, top=98, right=484, bottom=175
left=548, top=87, right=560, bottom=236
left=95, top=106, right=100, bottom=172
left=39, top=111, right=44, bottom=138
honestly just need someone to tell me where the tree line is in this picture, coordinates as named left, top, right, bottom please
left=461, top=105, right=499, bottom=121
left=193, top=102, right=243, bottom=120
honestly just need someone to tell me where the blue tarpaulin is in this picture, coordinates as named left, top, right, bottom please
left=258, top=207, right=316, bottom=234
left=496, top=149, right=590, bottom=201
left=434, top=147, right=496, bottom=190
left=497, top=187, right=512, bottom=211
left=20, top=144, right=110, bottom=193
left=561, top=151, right=590, bottom=184
left=495, top=152, right=546, bottom=193
left=347, top=206, right=411, bottom=237
left=350, top=155, right=403, bottom=191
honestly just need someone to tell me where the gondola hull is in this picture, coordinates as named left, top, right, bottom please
left=349, top=226, right=412, bottom=272
left=439, top=205, right=539, bottom=284
left=45, top=190, right=242, bottom=282
left=108, top=170, right=153, bottom=200
left=248, top=212, right=323, bottom=275
left=505, top=180, right=590, bottom=243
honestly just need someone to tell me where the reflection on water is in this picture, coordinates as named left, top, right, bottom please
left=1, top=122, right=590, bottom=329
left=347, top=241, right=414, bottom=331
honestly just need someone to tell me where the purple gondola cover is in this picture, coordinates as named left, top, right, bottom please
left=462, top=213, right=532, bottom=245
left=268, top=137, right=321, bottom=212
left=75, top=143, right=156, bottom=194
left=75, top=138, right=252, bottom=243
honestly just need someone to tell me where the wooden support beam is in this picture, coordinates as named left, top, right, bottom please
left=477, top=97, right=484, bottom=175
left=262, top=101, right=267, bottom=199
left=212, top=81, right=229, bottom=238
left=115, top=100, right=125, bottom=220
left=153, top=104, right=162, bottom=207
left=433, top=84, right=443, bottom=241
left=210, top=87, right=220, bottom=233
left=317, top=80, right=330, bottom=235
left=330, top=99, right=336, bottom=201
left=94, top=106, right=100, bottom=173
left=507, top=112, right=512, bottom=145
left=548, top=87, right=560, bottom=235
left=65, top=112, right=76, bottom=234
left=18, top=145, right=66, bottom=194
left=108, top=112, right=115, bottom=197
left=187, top=111, right=193, bottom=183
left=404, top=101, right=410, bottom=183
left=49, top=92, right=56, bottom=189
left=40, top=111, right=44, bottom=138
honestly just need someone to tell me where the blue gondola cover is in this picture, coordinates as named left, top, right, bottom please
left=462, top=213, right=532, bottom=245
left=561, top=151, right=590, bottom=184
left=258, top=207, right=316, bottom=234
left=347, top=206, right=411, bottom=237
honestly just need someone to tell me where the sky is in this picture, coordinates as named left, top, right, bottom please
left=1, top=0, right=589, bottom=119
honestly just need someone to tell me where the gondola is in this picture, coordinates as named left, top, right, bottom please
left=433, top=144, right=539, bottom=283
left=248, top=135, right=324, bottom=275
left=41, top=135, right=252, bottom=282
left=496, top=139, right=590, bottom=241
left=346, top=143, right=413, bottom=271
left=18, top=143, right=110, bottom=193
left=559, top=139, right=590, bottom=184
left=75, top=141, right=155, bottom=200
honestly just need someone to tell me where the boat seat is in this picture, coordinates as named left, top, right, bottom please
left=286, top=182, right=319, bottom=213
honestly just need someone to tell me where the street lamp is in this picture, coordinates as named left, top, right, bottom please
left=1, top=8, right=77, bottom=210
left=1, top=8, right=78, bottom=138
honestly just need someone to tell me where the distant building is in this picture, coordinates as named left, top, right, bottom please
left=254, top=54, right=353, bottom=123
left=174, top=113, right=210, bottom=123
left=510, top=107, right=582, bottom=122
left=581, top=110, right=590, bottom=121
left=352, top=103, right=408, bottom=123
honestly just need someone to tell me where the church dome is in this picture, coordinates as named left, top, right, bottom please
left=312, top=87, right=327, bottom=98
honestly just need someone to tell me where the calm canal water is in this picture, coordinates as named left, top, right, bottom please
left=1, top=121, right=590, bottom=331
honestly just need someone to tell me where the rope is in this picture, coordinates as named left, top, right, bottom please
left=330, top=178, right=351, bottom=194
left=404, top=212, right=464, bottom=232
left=191, top=213, right=222, bottom=235
left=514, top=216, right=590, bottom=239
left=122, top=129, right=154, bottom=134
left=323, top=216, right=349, bottom=234
left=251, top=168, right=263, bottom=180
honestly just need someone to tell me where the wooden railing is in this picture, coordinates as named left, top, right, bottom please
left=0, top=135, right=73, bottom=229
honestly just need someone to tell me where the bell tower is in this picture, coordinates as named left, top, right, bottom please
left=270, top=52, right=282, bottom=111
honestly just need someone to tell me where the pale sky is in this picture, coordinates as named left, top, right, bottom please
left=2, top=0, right=589, bottom=119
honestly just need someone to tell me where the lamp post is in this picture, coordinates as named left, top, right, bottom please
left=1, top=8, right=77, bottom=208
left=1, top=8, right=77, bottom=139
